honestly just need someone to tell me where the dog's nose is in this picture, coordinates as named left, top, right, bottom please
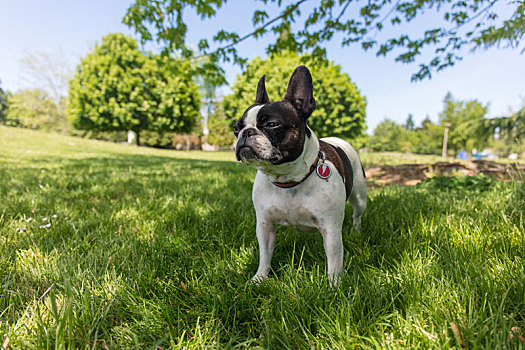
left=243, top=128, right=258, bottom=138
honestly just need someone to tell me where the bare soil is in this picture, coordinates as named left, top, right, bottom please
left=365, top=160, right=525, bottom=188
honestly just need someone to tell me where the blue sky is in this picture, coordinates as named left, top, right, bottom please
left=1, top=0, right=524, bottom=133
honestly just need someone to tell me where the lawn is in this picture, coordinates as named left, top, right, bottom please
left=1, top=126, right=524, bottom=349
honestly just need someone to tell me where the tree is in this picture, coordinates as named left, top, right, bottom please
left=404, top=114, right=415, bottom=131
left=68, top=33, right=201, bottom=145
left=418, top=115, right=433, bottom=131
left=487, top=105, right=525, bottom=155
left=207, top=99, right=235, bottom=147
left=412, top=118, right=445, bottom=154
left=0, top=81, right=8, bottom=124
left=370, top=116, right=445, bottom=154
left=223, top=51, right=366, bottom=140
left=439, top=92, right=490, bottom=153
left=124, top=0, right=525, bottom=81
left=20, top=51, right=73, bottom=134
left=6, top=89, right=61, bottom=131
left=371, top=118, right=407, bottom=152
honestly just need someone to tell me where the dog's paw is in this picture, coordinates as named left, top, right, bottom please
left=251, top=274, right=268, bottom=286
left=328, top=272, right=342, bottom=288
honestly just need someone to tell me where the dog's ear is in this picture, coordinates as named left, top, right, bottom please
left=255, top=75, right=270, bottom=104
left=283, top=65, right=316, bottom=120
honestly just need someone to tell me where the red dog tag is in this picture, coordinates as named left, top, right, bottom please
left=316, top=162, right=331, bottom=179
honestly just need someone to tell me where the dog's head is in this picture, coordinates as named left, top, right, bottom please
left=234, top=65, right=316, bottom=166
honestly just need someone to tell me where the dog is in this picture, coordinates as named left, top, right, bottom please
left=233, top=65, right=367, bottom=285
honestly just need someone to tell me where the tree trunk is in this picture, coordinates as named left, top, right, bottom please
left=136, top=131, right=141, bottom=146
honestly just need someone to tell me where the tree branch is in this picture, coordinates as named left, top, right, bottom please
left=200, top=0, right=309, bottom=56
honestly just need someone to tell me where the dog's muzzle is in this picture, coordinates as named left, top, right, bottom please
left=235, top=141, right=261, bottom=162
left=235, top=128, right=259, bottom=161
left=235, top=144, right=257, bottom=161
left=235, top=128, right=283, bottom=164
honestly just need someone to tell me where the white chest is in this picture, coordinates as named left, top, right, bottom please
left=252, top=166, right=347, bottom=233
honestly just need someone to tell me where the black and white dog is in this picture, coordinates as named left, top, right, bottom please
left=234, top=65, right=367, bottom=284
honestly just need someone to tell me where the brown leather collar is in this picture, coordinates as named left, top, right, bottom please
left=272, top=153, right=320, bottom=189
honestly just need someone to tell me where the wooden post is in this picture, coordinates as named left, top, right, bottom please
left=442, top=122, right=451, bottom=159
left=202, top=99, right=210, bottom=147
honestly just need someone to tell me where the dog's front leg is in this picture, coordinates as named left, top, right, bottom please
left=321, top=227, right=344, bottom=286
left=252, top=221, right=276, bottom=282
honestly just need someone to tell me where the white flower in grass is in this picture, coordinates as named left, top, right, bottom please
left=42, top=217, right=48, bottom=221
left=39, top=223, right=51, bottom=229
left=15, top=227, right=26, bottom=233
left=51, top=215, right=57, bottom=219
left=26, top=218, right=33, bottom=223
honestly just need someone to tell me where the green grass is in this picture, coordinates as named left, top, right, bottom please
left=1, top=125, right=524, bottom=349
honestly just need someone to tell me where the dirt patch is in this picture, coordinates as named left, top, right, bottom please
left=365, top=160, right=525, bottom=188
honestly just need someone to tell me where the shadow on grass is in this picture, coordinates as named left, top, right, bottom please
left=2, top=152, right=525, bottom=347
left=1, top=152, right=255, bottom=323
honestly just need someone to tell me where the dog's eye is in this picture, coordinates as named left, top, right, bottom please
left=233, top=125, right=240, bottom=136
left=265, top=121, right=280, bottom=128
